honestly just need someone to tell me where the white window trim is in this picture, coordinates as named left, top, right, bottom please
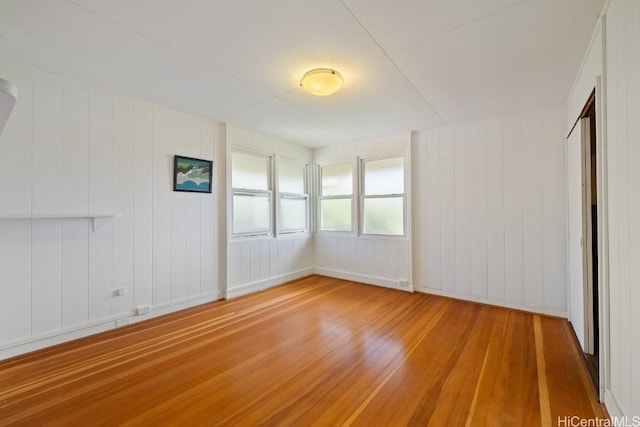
left=230, top=149, right=274, bottom=239
left=316, top=162, right=356, bottom=235
left=358, top=155, right=408, bottom=238
left=276, top=157, right=310, bottom=236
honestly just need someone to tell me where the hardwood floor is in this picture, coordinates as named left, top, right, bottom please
left=0, top=275, right=607, bottom=426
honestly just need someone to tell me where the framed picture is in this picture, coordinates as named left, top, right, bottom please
left=173, top=155, right=213, bottom=193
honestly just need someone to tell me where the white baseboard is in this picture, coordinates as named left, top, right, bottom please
left=0, top=290, right=224, bottom=361
left=225, top=268, right=314, bottom=299
left=313, top=268, right=414, bottom=292
left=414, top=286, right=568, bottom=318
left=604, top=389, right=623, bottom=418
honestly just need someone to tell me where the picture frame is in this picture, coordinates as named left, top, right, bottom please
left=173, top=155, right=213, bottom=193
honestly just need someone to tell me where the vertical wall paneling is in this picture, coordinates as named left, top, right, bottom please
left=170, top=113, right=187, bottom=302
left=469, top=121, right=488, bottom=299
left=61, top=219, right=89, bottom=328
left=415, top=109, right=566, bottom=315
left=603, top=0, right=640, bottom=416
left=387, top=239, right=399, bottom=280
left=503, top=114, right=524, bottom=304
left=61, top=80, right=89, bottom=328
left=522, top=113, right=544, bottom=308
left=616, top=1, right=640, bottom=415
left=31, top=73, right=63, bottom=335
left=439, top=128, right=456, bottom=292
left=259, top=240, right=270, bottom=280
left=185, top=117, right=202, bottom=297
left=0, top=64, right=221, bottom=359
left=152, top=108, right=172, bottom=306
left=454, top=124, right=471, bottom=296
left=32, top=73, right=63, bottom=216
left=485, top=117, right=506, bottom=301
left=200, top=121, right=216, bottom=295
left=62, top=80, right=89, bottom=215
left=0, top=62, right=32, bottom=215
left=0, top=221, right=31, bottom=343
left=542, top=110, right=566, bottom=312
left=133, top=103, right=153, bottom=308
left=375, top=240, right=387, bottom=279
left=88, top=89, right=113, bottom=321
left=268, top=239, right=278, bottom=279
left=240, top=241, right=251, bottom=285
left=250, top=243, right=261, bottom=283
left=228, top=243, right=240, bottom=288
left=112, top=97, right=135, bottom=315
left=0, top=63, right=33, bottom=344
left=625, top=0, right=640, bottom=414
left=613, top=0, right=632, bottom=413
left=31, top=220, right=62, bottom=335
left=424, top=130, right=441, bottom=289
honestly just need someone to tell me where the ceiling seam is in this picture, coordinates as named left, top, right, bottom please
left=66, top=0, right=275, bottom=101
left=388, top=0, right=528, bottom=55
left=339, top=0, right=448, bottom=125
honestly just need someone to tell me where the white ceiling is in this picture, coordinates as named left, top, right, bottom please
left=0, top=0, right=603, bottom=147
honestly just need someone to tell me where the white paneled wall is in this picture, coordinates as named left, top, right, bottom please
left=413, top=108, right=567, bottom=316
left=0, top=62, right=220, bottom=359
left=313, top=134, right=412, bottom=289
left=603, top=0, right=640, bottom=417
left=226, top=125, right=313, bottom=297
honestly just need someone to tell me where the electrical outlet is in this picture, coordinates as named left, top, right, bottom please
left=134, top=305, right=151, bottom=316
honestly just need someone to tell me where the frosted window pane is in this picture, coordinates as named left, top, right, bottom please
left=279, top=162, right=305, bottom=194
left=280, top=197, right=307, bottom=230
left=363, top=197, right=404, bottom=235
left=233, top=194, right=271, bottom=234
left=232, top=152, right=269, bottom=190
left=322, top=164, right=353, bottom=196
left=364, top=157, right=404, bottom=195
left=320, top=198, right=352, bottom=231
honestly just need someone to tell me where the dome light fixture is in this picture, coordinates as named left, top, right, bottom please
left=299, top=68, right=343, bottom=96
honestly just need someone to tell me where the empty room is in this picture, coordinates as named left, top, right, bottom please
left=0, top=0, right=638, bottom=425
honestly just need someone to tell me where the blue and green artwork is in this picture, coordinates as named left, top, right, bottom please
left=173, top=155, right=212, bottom=193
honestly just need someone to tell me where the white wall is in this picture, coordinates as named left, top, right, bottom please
left=0, top=62, right=221, bottom=359
left=313, top=134, right=412, bottom=290
left=413, top=108, right=567, bottom=316
left=225, top=125, right=314, bottom=298
left=602, top=0, right=640, bottom=417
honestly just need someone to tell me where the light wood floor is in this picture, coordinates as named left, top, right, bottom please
left=0, top=275, right=607, bottom=426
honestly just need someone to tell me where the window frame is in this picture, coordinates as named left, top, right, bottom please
left=276, top=157, right=309, bottom=236
left=230, top=149, right=274, bottom=238
left=317, top=162, right=356, bottom=234
left=359, top=155, right=407, bottom=238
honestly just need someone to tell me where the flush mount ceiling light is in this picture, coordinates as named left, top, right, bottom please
left=299, top=68, right=343, bottom=96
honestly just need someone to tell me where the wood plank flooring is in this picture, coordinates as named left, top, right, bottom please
left=0, top=275, right=607, bottom=426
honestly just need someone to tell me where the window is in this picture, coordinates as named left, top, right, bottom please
left=278, top=160, right=308, bottom=234
left=319, top=163, right=353, bottom=232
left=361, top=157, right=405, bottom=236
left=231, top=151, right=272, bottom=236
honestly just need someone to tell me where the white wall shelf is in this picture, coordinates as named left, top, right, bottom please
left=0, top=214, right=120, bottom=232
